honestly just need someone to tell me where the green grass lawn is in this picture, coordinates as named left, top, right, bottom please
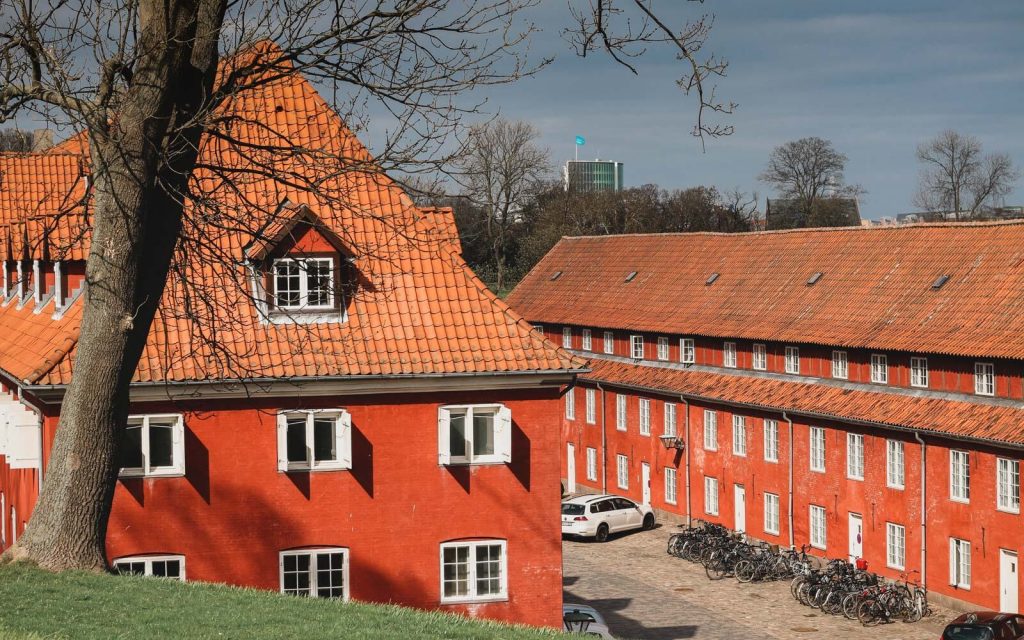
left=0, top=563, right=563, bottom=640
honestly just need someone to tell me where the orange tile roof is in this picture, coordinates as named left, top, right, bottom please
left=508, top=225, right=1024, bottom=359
left=0, top=44, right=583, bottom=386
left=585, top=358, right=1024, bottom=447
left=0, top=153, right=89, bottom=260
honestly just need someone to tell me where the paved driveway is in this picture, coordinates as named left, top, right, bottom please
left=562, top=524, right=954, bottom=640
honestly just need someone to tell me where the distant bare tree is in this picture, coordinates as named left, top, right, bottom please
left=0, top=128, right=32, bottom=151
left=759, top=137, right=860, bottom=206
left=457, top=118, right=549, bottom=291
left=914, top=130, right=1019, bottom=220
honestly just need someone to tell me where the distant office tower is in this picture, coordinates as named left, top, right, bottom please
left=564, top=159, right=624, bottom=193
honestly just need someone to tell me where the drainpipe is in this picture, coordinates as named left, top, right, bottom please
left=783, top=411, right=794, bottom=549
left=913, top=431, right=927, bottom=587
left=596, top=382, right=607, bottom=494
left=680, top=396, right=691, bottom=527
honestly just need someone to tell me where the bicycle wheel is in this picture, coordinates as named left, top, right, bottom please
left=857, top=598, right=881, bottom=627
left=735, top=560, right=755, bottom=583
left=705, top=558, right=727, bottom=580
left=842, top=593, right=860, bottom=620
left=790, top=576, right=805, bottom=600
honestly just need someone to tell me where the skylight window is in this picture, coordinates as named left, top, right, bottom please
left=550, top=271, right=563, bottom=281
left=705, top=272, right=720, bottom=286
left=807, top=272, right=823, bottom=286
left=624, top=271, right=638, bottom=283
left=931, top=274, right=950, bottom=290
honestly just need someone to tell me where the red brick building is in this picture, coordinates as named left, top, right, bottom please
left=0, top=48, right=583, bottom=628
left=509, top=227, right=1024, bottom=614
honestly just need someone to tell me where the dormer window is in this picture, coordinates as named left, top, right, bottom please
left=273, top=257, right=335, bottom=310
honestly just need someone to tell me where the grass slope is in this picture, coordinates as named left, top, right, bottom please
left=0, top=563, right=561, bottom=640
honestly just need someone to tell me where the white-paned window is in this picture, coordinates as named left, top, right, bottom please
left=114, top=555, right=186, bottom=581
left=639, top=399, right=651, bottom=436
left=763, top=419, right=779, bottom=463
left=119, top=414, right=186, bottom=478
left=870, top=354, right=888, bottom=384
left=631, top=335, right=644, bottom=359
left=680, top=338, right=695, bottom=364
left=664, top=403, right=677, bottom=437
left=278, top=410, right=352, bottom=472
left=585, top=388, right=596, bottom=424
left=886, top=524, right=905, bottom=570
left=617, top=454, right=629, bottom=489
left=723, top=342, right=737, bottom=368
left=616, top=394, right=627, bottom=431
left=562, top=327, right=572, bottom=349
left=752, top=343, right=767, bottom=371
left=586, top=448, right=597, bottom=481
left=809, top=505, right=826, bottom=549
left=950, top=450, right=970, bottom=502
left=732, top=415, right=747, bottom=457
left=887, top=440, right=905, bottom=489
left=974, top=362, right=995, bottom=396
left=657, top=337, right=670, bottom=361
left=704, top=476, right=719, bottom=515
left=273, top=257, right=335, bottom=310
left=565, top=388, right=575, bottom=420
left=809, top=427, right=826, bottom=473
left=846, top=433, right=864, bottom=480
left=665, top=467, right=678, bottom=505
left=438, top=405, right=511, bottom=466
left=703, top=409, right=717, bottom=451
left=280, top=548, right=348, bottom=599
left=910, top=357, right=929, bottom=388
left=831, top=351, right=848, bottom=380
left=997, top=458, right=1020, bottom=513
left=764, top=493, right=780, bottom=535
left=950, top=538, right=971, bottom=589
left=785, top=346, right=800, bottom=374
left=582, top=329, right=592, bottom=351
left=603, top=331, right=615, bottom=354
left=441, top=540, right=507, bottom=603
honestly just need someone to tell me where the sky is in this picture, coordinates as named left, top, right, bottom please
left=474, top=0, right=1024, bottom=220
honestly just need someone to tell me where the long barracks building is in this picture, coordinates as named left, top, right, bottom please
left=508, top=225, right=1024, bottom=614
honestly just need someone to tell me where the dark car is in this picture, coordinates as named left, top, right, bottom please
left=942, top=612, right=1024, bottom=640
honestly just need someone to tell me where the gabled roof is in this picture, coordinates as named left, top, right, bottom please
left=507, top=222, right=1024, bottom=359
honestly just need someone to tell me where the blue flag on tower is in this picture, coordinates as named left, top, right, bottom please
left=575, top=135, right=585, bottom=146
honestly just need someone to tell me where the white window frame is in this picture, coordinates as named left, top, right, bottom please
left=279, top=547, right=350, bottom=599
left=582, top=329, right=592, bottom=351
left=586, top=447, right=597, bottom=481
left=870, top=354, right=888, bottom=384
left=665, top=467, right=677, bottom=505
left=616, top=454, right=629, bottom=489
left=630, top=335, right=644, bottom=359
left=438, top=404, right=511, bottom=466
left=119, top=414, right=186, bottom=478
left=562, top=327, right=572, bottom=349
left=785, top=346, right=800, bottom=374
left=565, top=388, right=575, bottom=421
left=680, top=338, right=695, bottom=364
left=723, top=342, right=737, bottom=368
left=764, top=492, right=780, bottom=535
left=997, top=457, right=1020, bottom=514
left=846, top=433, right=864, bottom=481
left=663, top=403, right=677, bottom=438
left=272, top=257, right=335, bottom=311
left=752, top=343, right=767, bottom=371
left=950, top=538, right=971, bottom=589
left=616, top=394, right=627, bottom=431
left=809, top=427, right=826, bottom=473
left=639, top=398, right=651, bottom=436
left=886, top=523, right=906, bottom=570
left=831, top=350, right=848, bottom=380
left=657, top=337, right=669, bottom=361
left=732, top=415, right=746, bottom=457
left=809, top=505, right=826, bottom=550
left=278, top=409, right=353, bottom=472
left=703, top=409, right=717, bottom=451
left=439, top=540, right=508, bottom=604
left=763, top=419, right=779, bottom=463
left=704, top=476, right=719, bottom=516
left=974, top=362, right=995, bottom=397
left=886, top=440, right=905, bottom=490
left=950, top=449, right=970, bottom=503
left=113, top=554, right=187, bottom=581
left=910, top=357, right=929, bottom=388
left=585, top=388, right=596, bottom=425
left=603, top=331, right=615, bottom=355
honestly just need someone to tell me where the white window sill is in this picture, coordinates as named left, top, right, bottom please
left=847, top=475, right=864, bottom=482
left=765, top=458, right=779, bottom=464
left=886, top=563, right=905, bottom=571
left=887, top=484, right=905, bottom=491
left=705, top=448, right=718, bottom=453
left=950, top=497, right=970, bottom=505
left=282, top=464, right=351, bottom=473
left=666, top=500, right=677, bottom=506
left=951, top=583, right=971, bottom=591
left=997, top=506, right=1020, bottom=515
left=586, top=420, right=596, bottom=426
left=440, top=595, right=508, bottom=605
left=705, top=511, right=719, bottom=517
left=764, top=529, right=780, bottom=536
left=811, top=543, right=826, bottom=551
left=119, top=470, right=185, bottom=479
left=733, top=451, right=746, bottom=458
left=640, top=432, right=651, bottom=438
left=811, top=468, right=826, bottom=474
left=441, top=460, right=507, bottom=467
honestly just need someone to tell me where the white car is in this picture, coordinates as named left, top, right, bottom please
left=561, top=494, right=655, bottom=542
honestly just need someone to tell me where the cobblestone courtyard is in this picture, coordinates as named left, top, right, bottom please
left=563, top=524, right=956, bottom=640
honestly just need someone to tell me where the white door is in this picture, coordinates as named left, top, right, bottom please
left=641, top=463, right=651, bottom=506
left=566, top=443, right=576, bottom=494
left=1001, top=549, right=1019, bottom=613
left=734, top=484, right=746, bottom=533
left=848, top=513, right=863, bottom=562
